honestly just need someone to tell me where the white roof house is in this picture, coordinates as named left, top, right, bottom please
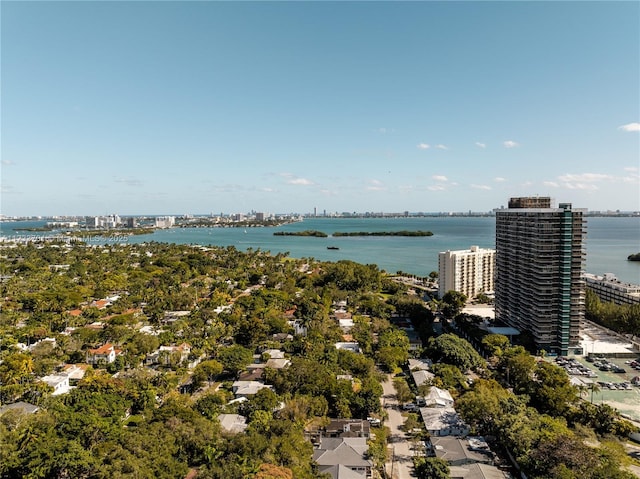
left=231, top=381, right=273, bottom=398
left=262, top=349, right=285, bottom=359
left=335, top=342, right=361, bottom=353
left=421, top=407, right=470, bottom=437
left=408, top=358, right=433, bottom=371
left=41, top=374, right=71, bottom=396
left=265, top=358, right=291, bottom=369
left=218, top=413, right=247, bottom=434
left=313, top=437, right=372, bottom=479
left=412, top=369, right=435, bottom=387
left=424, top=386, right=454, bottom=407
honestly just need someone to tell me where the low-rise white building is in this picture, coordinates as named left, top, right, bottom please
left=232, top=381, right=273, bottom=398
left=335, top=342, right=361, bottom=353
left=86, top=343, right=122, bottom=365
left=218, top=413, right=248, bottom=434
left=585, top=273, right=640, bottom=305
left=420, top=407, right=470, bottom=437
left=41, top=374, right=71, bottom=395
left=424, top=386, right=454, bottom=408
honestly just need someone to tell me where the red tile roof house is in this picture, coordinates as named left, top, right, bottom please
left=86, top=343, right=123, bottom=365
left=90, top=299, right=111, bottom=310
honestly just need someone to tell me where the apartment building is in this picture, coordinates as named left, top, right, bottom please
left=584, top=273, right=640, bottom=305
left=495, top=198, right=586, bottom=356
left=438, top=246, right=495, bottom=299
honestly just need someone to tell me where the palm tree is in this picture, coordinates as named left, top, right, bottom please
left=590, top=382, right=601, bottom=403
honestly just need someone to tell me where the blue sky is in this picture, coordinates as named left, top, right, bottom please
left=2, top=1, right=639, bottom=216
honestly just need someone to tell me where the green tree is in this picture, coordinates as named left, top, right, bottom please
left=393, top=377, right=413, bottom=405
left=498, top=345, right=536, bottom=393
left=217, top=345, right=253, bottom=376
left=481, top=334, right=510, bottom=357
left=456, top=379, right=511, bottom=435
left=441, top=290, right=467, bottom=318
left=193, top=359, right=224, bottom=385
left=376, top=329, right=410, bottom=372
left=530, top=361, right=579, bottom=417
left=413, top=456, right=450, bottom=479
left=426, top=334, right=484, bottom=372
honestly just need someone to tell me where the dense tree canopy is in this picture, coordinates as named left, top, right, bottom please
left=425, top=333, right=484, bottom=372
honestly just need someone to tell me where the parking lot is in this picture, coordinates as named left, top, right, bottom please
left=557, top=355, right=640, bottom=421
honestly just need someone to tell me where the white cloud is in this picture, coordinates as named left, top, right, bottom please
left=417, top=143, right=430, bottom=150
left=622, top=175, right=640, bottom=184
left=552, top=172, right=624, bottom=190
left=280, top=172, right=313, bottom=186
left=427, top=184, right=446, bottom=191
left=436, top=144, right=448, bottom=150
left=366, top=179, right=387, bottom=191
left=288, top=177, right=313, bottom=186
left=1, top=159, right=15, bottom=165
left=503, top=140, right=520, bottom=148
left=471, top=184, right=492, bottom=190
left=558, top=173, right=610, bottom=183
left=475, top=142, right=487, bottom=149
left=432, top=175, right=448, bottom=182
left=564, top=183, right=598, bottom=190
left=494, top=177, right=507, bottom=182
left=618, top=122, right=640, bottom=132
left=376, top=127, right=394, bottom=134
left=214, top=184, right=246, bottom=193
left=543, top=181, right=559, bottom=187
left=624, top=166, right=639, bottom=173
left=115, top=177, right=143, bottom=187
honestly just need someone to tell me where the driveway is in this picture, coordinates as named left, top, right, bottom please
left=382, top=375, right=416, bottom=479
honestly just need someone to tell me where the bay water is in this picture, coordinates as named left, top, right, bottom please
left=2, top=216, right=639, bottom=284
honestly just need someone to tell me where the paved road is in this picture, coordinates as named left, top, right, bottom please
left=382, top=375, right=416, bottom=479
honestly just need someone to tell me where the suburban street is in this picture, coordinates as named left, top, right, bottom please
left=382, top=375, right=416, bottom=479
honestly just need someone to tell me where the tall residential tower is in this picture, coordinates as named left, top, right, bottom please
left=438, top=246, right=495, bottom=299
left=495, top=197, right=586, bottom=356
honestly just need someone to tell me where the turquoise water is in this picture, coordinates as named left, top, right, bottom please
left=2, top=216, right=639, bottom=284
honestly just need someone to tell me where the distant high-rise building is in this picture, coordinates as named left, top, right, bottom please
left=154, top=216, right=175, bottom=229
left=438, top=246, right=495, bottom=299
left=495, top=198, right=586, bottom=356
left=85, top=216, right=100, bottom=228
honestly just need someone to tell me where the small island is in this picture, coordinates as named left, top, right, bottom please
left=332, top=230, right=433, bottom=237
left=273, top=230, right=328, bottom=237
left=628, top=252, right=640, bottom=261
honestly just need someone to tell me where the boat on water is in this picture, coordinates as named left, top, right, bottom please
left=327, top=246, right=339, bottom=250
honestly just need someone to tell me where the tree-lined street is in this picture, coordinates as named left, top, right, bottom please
left=382, top=375, right=415, bottom=479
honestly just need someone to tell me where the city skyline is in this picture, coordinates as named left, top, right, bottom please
left=2, top=2, right=639, bottom=217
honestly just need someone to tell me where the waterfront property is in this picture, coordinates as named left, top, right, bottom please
left=584, top=272, right=640, bottom=305
left=438, top=245, right=495, bottom=299
left=495, top=198, right=586, bottom=356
